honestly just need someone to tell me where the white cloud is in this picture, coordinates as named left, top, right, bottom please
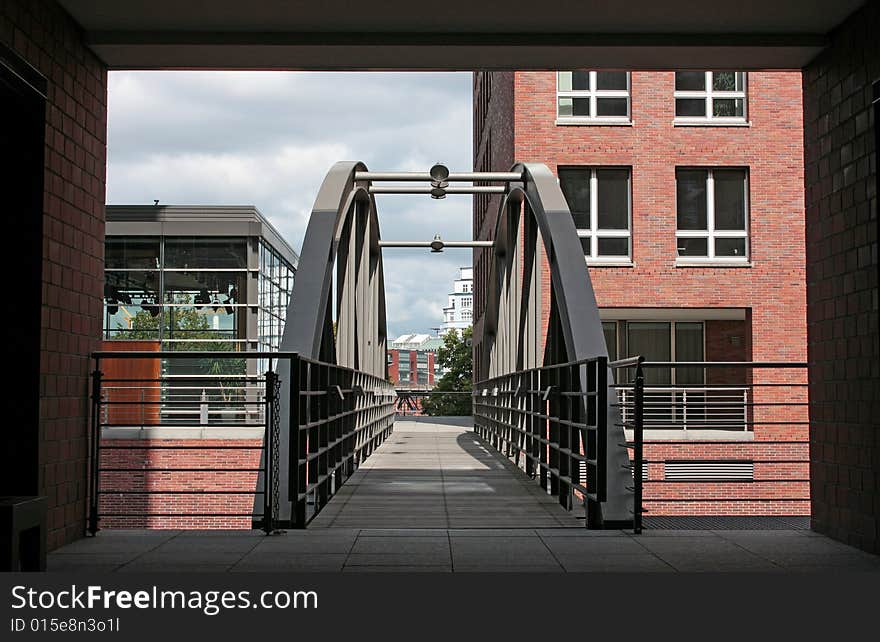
left=107, top=70, right=474, bottom=336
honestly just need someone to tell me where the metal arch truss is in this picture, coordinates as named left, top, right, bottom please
left=271, top=161, right=393, bottom=526
left=475, top=162, right=633, bottom=528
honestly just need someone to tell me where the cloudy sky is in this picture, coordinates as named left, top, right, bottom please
left=106, top=71, right=473, bottom=338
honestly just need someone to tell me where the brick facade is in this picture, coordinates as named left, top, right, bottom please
left=1, top=0, right=108, bottom=549
left=474, top=70, right=809, bottom=516
left=99, top=440, right=262, bottom=529
left=803, top=2, right=879, bottom=553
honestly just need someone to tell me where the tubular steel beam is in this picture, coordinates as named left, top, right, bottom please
left=355, top=171, right=523, bottom=182
left=378, top=240, right=494, bottom=248
left=369, top=185, right=506, bottom=194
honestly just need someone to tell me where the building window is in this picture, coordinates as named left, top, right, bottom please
left=676, top=168, right=749, bottom=263
left=674, top=72, right=747, bottom=123
left=559, top=167, right=631, bottom=261
left=557, top=71, right=631, bottom=124
left=625, top=321, right=705, bottom=385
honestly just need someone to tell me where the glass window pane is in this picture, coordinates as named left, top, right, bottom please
left=675, top=71, right=705, bottom=91
left=715, top=238, right=747, bottom=257
left=675, top=322, right=705, bottom=384
left=596, top=169, right=629, bottom=229
left=559, top=168, right=591, bottom=229
left=105, top=238, right=160, bottom=270
left=713, top=169, right=747, bottom=230
left=712, top=98, right=744, bottom=117
left=596, top=97, right=628, bottom=116
left=676, top=169, right=708, bottom=230
left=602, top=322, right=618, bottom=362
left=570, top=71, right=590, bottom=90
left=558, top=97, right=591, bottom=117
left=677, top=237, right=708, bottom=257
left=675, top=98, right=706, bottom=117
left=712, top=71, right=744, bottom=91
left=597, top=237, right=629, bottom=256
left=596, top=72, right=627, bottom=90
left=579, top=236, right=592, bottom=256
left=164, top=238, right=247, bottom=269
left=558, top=71, right=572, bottom=92
left=627, top=322, right=671, bottom=385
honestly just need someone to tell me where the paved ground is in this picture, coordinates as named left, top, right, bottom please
left=309, top=416, right=581, bottom=529
left=48, top=417, right=880, bottom=572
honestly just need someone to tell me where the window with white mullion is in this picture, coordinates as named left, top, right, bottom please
left=559, top=167, right=631, bottom=261
left=674, top=71, right=747, bottom=122
left=557, top=71, right=631, bottom=122
left=676, top=168, right=749, bottom=262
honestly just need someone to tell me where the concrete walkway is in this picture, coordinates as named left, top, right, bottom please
left=309, top=416, right=581, bottom=529
left=47, top=417, right=880, bottom=572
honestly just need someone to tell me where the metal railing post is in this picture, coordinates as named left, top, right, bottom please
left=263, top=364, right=278, bottom=534
left=291, top=355, right=307, bottom=528
left=633, top=358, right=645, bottom=535
left=87, top=359, right=103, bottom=536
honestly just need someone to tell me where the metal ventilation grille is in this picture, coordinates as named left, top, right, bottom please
left=664, top=461, right=754, bottom=481
left=580, top=461, right=648, bottom=481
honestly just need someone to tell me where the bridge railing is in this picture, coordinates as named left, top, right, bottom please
left=611, top=359, right=810, bottom=534
left=87, top=351, right=395, bottom=534
left=473, top=357, right=608, bottom=526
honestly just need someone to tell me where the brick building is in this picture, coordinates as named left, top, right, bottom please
left=2, top=0, right=876, bottom=552
left=387, top=334, right=440, bottom=388
left=473, top=70, right=811, bottom=516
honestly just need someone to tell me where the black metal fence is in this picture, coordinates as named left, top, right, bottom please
left=473, top=357, right=608, bottom=527
left=611, top=359, right=810, bottom=534
left=87, top=351, right=395, bottom=534
left=290, top=355, right=396, bottom=526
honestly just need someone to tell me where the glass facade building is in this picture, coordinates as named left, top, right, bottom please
left=102, top=206, right=298, bottom=413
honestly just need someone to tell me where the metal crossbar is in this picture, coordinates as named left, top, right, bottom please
left=610, top=359, right=810, bottom=534
left=87, top=351, right=395, bottom=534
left=473, top=357, right=608, bottom=528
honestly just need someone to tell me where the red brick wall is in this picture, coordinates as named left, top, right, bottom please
left=99, top=440, right=262, bottom=529
left=803, top=2, right=880, bottom=553
left=1, top=0, right=108, bottom=548
left=474, top=70, right=809, bottom=516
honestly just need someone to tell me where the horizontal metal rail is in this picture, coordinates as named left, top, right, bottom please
left=378, top=240, right=495, bottom=248
left=610, top=358, right=810, bottom=534
left=89, top=349, right=396, bottom=533
left=369, top=185, right=506, bottom=194
left=474, top=356, right=608, bottom=528
left=355, top=171, right=523, bottom=182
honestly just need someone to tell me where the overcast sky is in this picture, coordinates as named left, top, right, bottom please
left=106, top=71, right=473, bottom=339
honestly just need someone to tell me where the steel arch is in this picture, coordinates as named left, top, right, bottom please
left=480, top=162, right=633, bottom=526
left=272, top=161, right=389, bottom=525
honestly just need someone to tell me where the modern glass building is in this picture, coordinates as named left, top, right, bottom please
left=102, top=206, right=298, bottom=423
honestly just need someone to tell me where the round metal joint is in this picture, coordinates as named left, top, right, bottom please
left=430, top=187, right=447, bottom=199
left=429, top=163, right=450, bottom=182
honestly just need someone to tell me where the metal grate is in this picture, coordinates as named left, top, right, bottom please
left=664, top=460, right=754, bottom=481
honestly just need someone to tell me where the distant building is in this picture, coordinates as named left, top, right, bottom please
left=387, top=334, right=443, bottom=388
left=440, top=267, right=473, bottom=333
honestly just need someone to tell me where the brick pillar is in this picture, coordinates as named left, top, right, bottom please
left=1, top=0, right=108, bottom=549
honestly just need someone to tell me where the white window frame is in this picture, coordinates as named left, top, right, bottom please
left=556, top=71, right=631, bottom=125
left=675, top=168, right=750, bottom=264
left=673, top=72, right=748, bottom=125
left=560, top=167, right=632, bottom=263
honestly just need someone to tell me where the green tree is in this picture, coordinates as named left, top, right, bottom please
left=120, top=295, right=245, bottom=401
left=422, top=327, right=473, bottom=416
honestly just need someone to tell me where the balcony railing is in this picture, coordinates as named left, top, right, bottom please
left=618, top=386, right=749, bottom=431
left=610, top=359, right=810, bottom=534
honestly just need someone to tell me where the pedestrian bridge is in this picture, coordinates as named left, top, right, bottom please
left=68, top=161, right=880, bottom=570
left=308, top=417, right=580, bottom=530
